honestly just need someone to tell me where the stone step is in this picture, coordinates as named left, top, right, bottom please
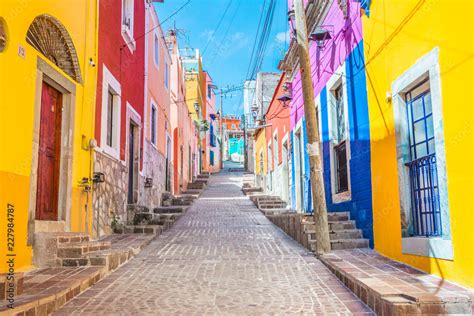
left=153, top=205, right=188, bottom=214
left=329, top=220, right=356, bottom=230
left=1, top=272, right=24, bottom=301
left=327, top=212, right=350, bottom=222
left=57, top=241, right=111, bottom=258
left=132, top=212, right=161, bottom=225
left=193, top=178, right=208, bottom=184
left=172, top=198, right=193, bottom=206
left=87, top=248, right=134, bottom=272
left=330, top=238, right=369, bottom=250
left=197, top=173, right=210, bottom=179
left=329, top=229, right=363, bottom=240
left=114, top=225, right=163, bottom=235
left=261, top=209, right=290, bottom=215
left=187, top=182, right=206, bottom=189
left=183, top=189, right=202, bottom=195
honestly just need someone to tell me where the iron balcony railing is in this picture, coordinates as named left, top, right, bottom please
left=405, top=153, right=442, bottom=237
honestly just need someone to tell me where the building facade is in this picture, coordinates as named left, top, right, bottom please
left=92, top=0, right=147, bottom=236
left=363, top=0, right=474, bottom=288
left=0, top=0, right=98, bottom=271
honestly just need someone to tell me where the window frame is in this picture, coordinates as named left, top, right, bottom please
left=150, top=101, right=158, bottom=146
left=100, top=65, right=122, bottom=160
left=153, top=33, right=160, bottom=68
left=326, top=63, right=351, bottom=203
left=391, top=47, right=452, bottom=259
left=121, top=0, right=135, bottom=51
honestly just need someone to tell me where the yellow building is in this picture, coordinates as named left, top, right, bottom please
left=0, top=0, right=98, bottom=272
left=254, top=127, right=267, bottom=188
left=363, top=0, right=474, bottom=288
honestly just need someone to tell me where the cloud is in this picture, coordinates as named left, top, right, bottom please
left=275, top=31, right=289, bottom=45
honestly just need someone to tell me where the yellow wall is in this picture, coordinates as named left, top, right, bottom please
left=363, top=0, right=474, bottom=288
left=254, top=129, right=267, bottom=176
left=0, top=0, right=98, bottom=272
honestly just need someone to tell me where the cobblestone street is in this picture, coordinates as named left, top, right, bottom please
left=55, top=165, right=372, bottom=315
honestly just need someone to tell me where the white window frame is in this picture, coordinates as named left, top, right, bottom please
left=101, top=65, right=122, bottom=160
left=392, top=47, right=452, bottom=260
left=326, top=63, right=351, bottom=203
left=121, top=0, right=136, bottom=51
left=273, top=129, right=279, bottom=167
left=164, top=61, right=169, bottom=90
left=150, top=100, right=158, bottom=147
left=153, top=32, right=159, bottom=69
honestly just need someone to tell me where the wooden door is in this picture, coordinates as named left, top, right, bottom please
left=36, top=82, right=62, bottom=220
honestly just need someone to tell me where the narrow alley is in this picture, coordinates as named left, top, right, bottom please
left=54, top=163, right=372, bottom=315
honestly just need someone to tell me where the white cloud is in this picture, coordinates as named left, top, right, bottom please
left=275, top=31, right=289, bottom=45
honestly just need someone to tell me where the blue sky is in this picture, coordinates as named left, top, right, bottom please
left=154, top=0, right=289, bottom=115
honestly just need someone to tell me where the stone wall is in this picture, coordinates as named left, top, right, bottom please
left=265, top=213, right=310, bottom=250
left=92, top=151, right=128, bottom=237
left=140, top=141, right=167, bottom=208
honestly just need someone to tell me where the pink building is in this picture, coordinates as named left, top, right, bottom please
left=143, top=4, right=172, bottom=200
left=167, top=30, right=196, bottom=193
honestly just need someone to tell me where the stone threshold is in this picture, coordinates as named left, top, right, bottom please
left=0, top=233, right=156, bottom=315
left=320, top=249, right=474, bottom=315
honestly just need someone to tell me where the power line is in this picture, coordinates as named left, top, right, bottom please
left=201, top=0, right=234, bottom=56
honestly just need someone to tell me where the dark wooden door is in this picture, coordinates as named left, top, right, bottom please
left=36, top=82, right=62, bottom=220
left=128, top=123, right=135, bottom=204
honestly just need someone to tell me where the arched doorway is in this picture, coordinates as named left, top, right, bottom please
left=26, top=14, right=82, bottom=236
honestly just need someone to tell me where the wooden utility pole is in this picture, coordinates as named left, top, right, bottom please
left=220, top=88, right=224, bottom=170
left=294, top=0, right=330, bottom=255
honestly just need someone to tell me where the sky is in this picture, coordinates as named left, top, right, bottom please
left=154, top=0, right=289, bottom=116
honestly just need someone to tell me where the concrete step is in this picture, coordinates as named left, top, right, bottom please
left=327, top=212, right=350, bottom=222
left=182, top=189, right=202, bottom=196
left=330, top=238, right=369, bottom=250
left=153, top=205, right=188, bottom=214
left=329, top=229, right=363, bottom=240
left=87, top=248, right=134, bottom=272
left=329, top=220, right=356, bottom=230
left=57, top=241, right=111, bottom=258
left=197, top=173, right=210, bottom=179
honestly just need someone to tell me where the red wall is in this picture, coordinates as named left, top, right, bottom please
left=265, top=73, right=290, bottom=171
left=95, top=0, right=146, bottom=162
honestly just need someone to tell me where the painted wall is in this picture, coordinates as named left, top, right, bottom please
left=265, top=73, right=291, bottom=199
left=142, top=4, right=170, bottom=201
left=93, top=0, right=146, bottom=231
left=0, top=0, right=98, bottom=272
left=254, top=128, right=267, bottom=188
left=363, top=0, right=474, bottom=288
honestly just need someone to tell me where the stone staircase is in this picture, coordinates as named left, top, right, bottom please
left=249, top=195, right=289, bottom=215
left=303, top=212, right=369, bottom=252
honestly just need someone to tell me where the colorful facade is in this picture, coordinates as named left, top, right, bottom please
left=167, top=30, right=195, bottom=193
left=0, top=0, right=98, bottom=271
left=278, top=0, right=374, bottom=244
left=363, top=0, right=474, bottom=287
left=264, top=73, right=292, bottom=202
left=92, top=0, right=147, bottom=236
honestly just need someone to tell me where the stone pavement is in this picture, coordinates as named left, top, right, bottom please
left=54, top=164, right=373, bottom=315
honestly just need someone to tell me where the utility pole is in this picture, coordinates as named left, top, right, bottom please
left=220, top=88, right=224, bottom=170
left=294, top=0, right=330, bottom=255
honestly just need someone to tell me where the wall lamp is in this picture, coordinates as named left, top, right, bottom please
left=309, top=26, right=333, bottom=48
left=277, top=94, right=292, bottom=108
left=93, top=172, right=105, bottom=183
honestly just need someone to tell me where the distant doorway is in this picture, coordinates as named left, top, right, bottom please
left=128, top=122, right=139, bottom=204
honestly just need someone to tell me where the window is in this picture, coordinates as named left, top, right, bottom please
left=106, top=90, right=115, bottom=147
left=151, top=104, right=157, bottom=145
left=101, top=65, right=121, bottom=159
left=164, top=62, right=169, bottom=90
left=208, top=84, right=212, bottom=99
left=121, top=0, right=135, bottom=50
left=154, top=34, right=159, bottom=67
left=392, top=48, right=452, bottom=259
left=273, top=133, right=279, bottom=167
left=405, top=80, right=441, bottom=237
left=231, top=123, right=236, bottom=129
left=332, top=83, right=348, bottom=194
